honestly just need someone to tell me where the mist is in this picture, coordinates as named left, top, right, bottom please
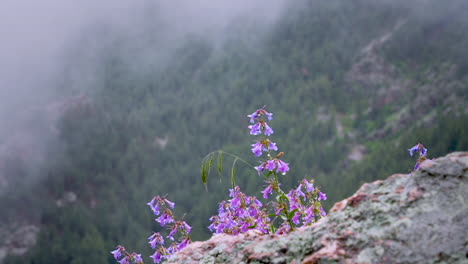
left=0, top=0, right=287, bottom=192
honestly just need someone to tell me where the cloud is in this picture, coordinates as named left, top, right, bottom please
left=0, top=0, right=287, bottom=192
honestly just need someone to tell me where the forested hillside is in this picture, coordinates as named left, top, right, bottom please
left=1, top=0, right=467, bottom=263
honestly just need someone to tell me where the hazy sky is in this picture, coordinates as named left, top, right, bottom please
left=0, top=0, right=286, bottom=114
left=0, top=0, right=287, bottom=190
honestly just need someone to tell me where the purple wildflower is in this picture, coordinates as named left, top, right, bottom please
left=181, top=221, right=191, bottom=234
left=273, top=203, right=284, bottom=216
left=408, top=145, right=419, bottom=156
left=164, top=198, right=175, bottom=209
left=177, top=237, right=191, bottom=250
left=420, top=147, right=427, bottom=157
left=268, top=140, right=278, bottom=151
left=248, top=205, right=258, bottom=217
left=240, top=222, right=251, bottom=233
left=150, top=249, right=163, bottom=263
left=110, top=246, right=123, bottom=260
left=251, top=197, right=262, bottom=207
left=276, top=159, right=289, bottom=175
left=302, top=206, right=315, bottom=223
left=408, top=143, right=428, bottom=171
left=255, top=162, right=266, bottom=175
left=262, top=183, right=273, bottom=199
left=167, top=226, right=177, bottom=240
left=296, top=184, right=306, bottom=199
left=276, top=222, right=291, bottom=235
left=148, top=233, right=164, bottom=249
left=263, top=122, right=274, bottom=136
left=292, top=211, right=301, bottom=225
left=408, top=143, right=427, bottom=157
left=266, top=160, right=276, bottom=171
left=248, top=108, right=273, bottom=123
left=251, top=141, right=264, bottom=157
left=318, top=191, right=327, bottom=201
left=320, top=207, right=327, bottom=217
left=247, top=111, right=260, bottom=124
left=229, top=186, right=240, bottom=197
left=147, top=197, right=161, bottom=215
left=303, top=179, right=314, bottom=193
left=132, top=254, right=143, bottom=263
left=156, top=210, right=174, bottom=226
left=287, top=189, right=302, bottom=211
left=249, top=122, right=262, bottom=135
left=230, top=195, right=242, bottom=209
left=118, top=257, right=130, bottom=264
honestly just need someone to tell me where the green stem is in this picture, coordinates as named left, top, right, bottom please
left=205, top=150, right=256, bottom=170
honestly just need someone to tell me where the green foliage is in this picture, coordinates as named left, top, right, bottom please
left=2, top=0, right=467, bottom=263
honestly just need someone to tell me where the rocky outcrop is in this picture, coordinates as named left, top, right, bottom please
left=169, top=152, right=468, bottom=263
left=0, top=224, right=40, bottom=263
left=346, top=19, right=467, bottom=140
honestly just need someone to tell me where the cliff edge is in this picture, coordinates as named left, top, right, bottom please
left=169, top=152, right=468, bottom=263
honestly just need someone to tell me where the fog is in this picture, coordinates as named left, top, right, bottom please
left=0, top=0, right=287, bottom=191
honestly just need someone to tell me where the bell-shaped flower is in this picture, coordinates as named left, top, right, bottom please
left=268, top=140, right=278, bottom=151
left=164, top=198, right=175, bottom=209
left=276, top=159, right=289, bottom=175
left=132, top=254, right=143, bottom=263
left=303, top=179, right=314, bottom=193
left=156, top=210, right=174, bottom=226
left=150, top=249, right=164, bottom=263
left=110, top=246, right=123, bottom=260
left=266, top=160, right=276, bottom=171
left=249, top=122, right=262, bottom=135
left=251, top=141, right=264, bottom=157
left=292, top=211, right=301, bottom=225
left=320, top=207, right=327, bottom=217
left=148, top=233, right=164, bottom=249
left=318, top=191, right=327, bottom=201
left=408, top=145, right=419, bottom=156
left=263, top=123, right=274, bottom=136
left=255, top=162, right=266, bottom=175
left=262, top=183, right=273, bottom=199
left=177, top=237, right=191, bottom=250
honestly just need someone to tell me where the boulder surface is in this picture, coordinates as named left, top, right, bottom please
left=168, top=152, right=468, bottom=264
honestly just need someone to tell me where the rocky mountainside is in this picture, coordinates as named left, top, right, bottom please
left=168, top=152, right=468, bottom=264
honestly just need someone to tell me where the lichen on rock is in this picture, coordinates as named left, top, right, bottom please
left=168, top=152, right=468, bottom=264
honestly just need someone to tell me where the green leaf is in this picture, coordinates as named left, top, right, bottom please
left=231, top=158, right=238, bottom=188
left=201, top=163, right=207, bottom=184
left=217, top=151, right=223, bottom=178
left=288, top=209, right=299, bottom=218
left=201, top=154, right=214, bottom=190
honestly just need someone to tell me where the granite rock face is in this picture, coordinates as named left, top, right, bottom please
left=168, top=152, right=468, bottom=264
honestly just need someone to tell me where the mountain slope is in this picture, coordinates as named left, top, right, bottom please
left=1, top=0, right=467, bottom=263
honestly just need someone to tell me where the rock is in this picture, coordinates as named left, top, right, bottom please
left=0, top=224, right=40, bottom=264
left=56, top=191, right=78, bottom=207
left=348, top=144, right=366, bottom=162
left=168, top=152, right=468, bottom=264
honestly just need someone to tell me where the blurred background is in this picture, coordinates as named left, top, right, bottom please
left=0, top=0, right=467, bottom=263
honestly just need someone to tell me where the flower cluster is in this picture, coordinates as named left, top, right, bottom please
left=408, top=143, right=428, bottom=170
left=208, top=186, right=271, bottom=234
left=111, top=196, right=191, bottom=264
left=110, top=246, right=143, bottom=264
left=248, top=109, right=274, bottom=136
left=112, top=108, right=328, bottom=264
left=208, top=108, right=327, bottom=234
left=146, top=196, right=191, bottom=263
